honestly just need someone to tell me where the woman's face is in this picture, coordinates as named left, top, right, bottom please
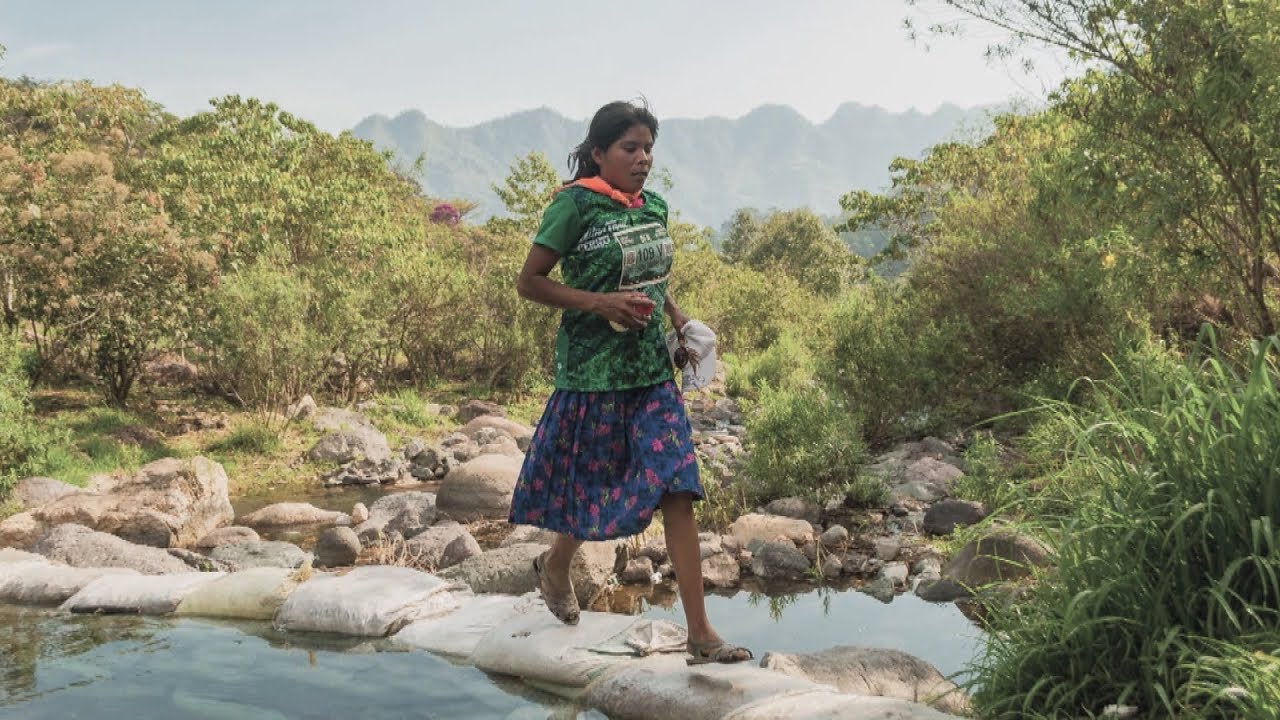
left=592, top=124, right=654, bottom=194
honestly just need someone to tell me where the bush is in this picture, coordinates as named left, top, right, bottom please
left=725, top=331, right=816, bottom=399
left=741, top=384, right=866, bottom=504
left=207, top=420, right=281, bottom=455
left=969, top=338, right=1280, bottom=719
left=0, top=333, right=51, bottom=494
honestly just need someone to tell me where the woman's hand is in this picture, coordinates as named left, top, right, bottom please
left=592, top=291, right=655, bottom=330
left=663, top=290, right=690, bottom=333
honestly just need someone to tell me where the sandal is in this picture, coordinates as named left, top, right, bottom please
left=686, top=639, right=753, bottom=665
left=533, top=551, right=579, bottom=626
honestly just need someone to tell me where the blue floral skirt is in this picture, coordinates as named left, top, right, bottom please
left=509, top=380, right=703, bottom=541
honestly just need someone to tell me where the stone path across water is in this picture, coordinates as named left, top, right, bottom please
left=0, top=552, right=966, bottom=719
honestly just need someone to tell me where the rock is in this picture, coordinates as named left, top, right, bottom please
left=822, top=554, right=844, bottom=579
left=800, top=542, right=818, bottom=563
left=903, top=457, right=964, bottom=493
left=459, top=416, right=534, bottom=452
left=287, top=394, right=317, bottom=420
left=455, top=399, right=506, bottom=423
left=938, top=531, right=1050, bottom=593
left=313, top=527, right=363, bottom=568
left=167, top=547, right=235, bottom=572
left=319, top=457, right=405, bottom=486
left=923, top=499, right=989, bottom=536
left=238, top=502, right=348, bottom=528
left=0, top=511, right=44, bottom=549
left=401, top=438, right=428, bottom=461
left=474, top=429, right=523, bottom=459
left=636, top=539, right=668, bottom=566
left=860, top=576, right=896, bottom=603
left=729, top=513, right=814, bottom=547
left=913, top=556, right=943, bottom=581
left=889, top=481, right=947, bottom=504
left=751, top=541, right=811, bottom=581
left=141, top=357, right=199, bottom=386
left=402, top=522, right=482, bottom=571
left=760, top=646, right=969, bottom=714
left=880, top=561, right=910, bottom=589
left=441, top=542, right=545, bottom=595
left=819, top=525, right=850, bottom=549
left=842, top=552, right=873, bottom=576
left=571, top=540, right=627, bottom=608
left=11, top=477, right=79, bottom=510
left=310, top=407, right=375, bottom=433
left=32, top=524, right=194, bottom=574
left=874, top=537, right=901, bottom=562
left=307, top=428, right=392, bottom=465
left=915, top=578, right=969, bottom=603
left=26, top=457, right=233, bottom=548
left=353, top=491, right=438, bottom=545
left=763, top=497, right=822, bottom=525
left=699, top=534, right=724, bottom=560
left=621, top=556, right=656, bottom=584
left=351, top=503, right=370, bottom=525
left=701, top=552, right=741, bottom=588
left=436, top=455, right=520, bottom=522
left=209, top=541, right=310, bottom=570
left=501, top=525, right=560, bottom=548
left=194, top=526, right=260, bottom=550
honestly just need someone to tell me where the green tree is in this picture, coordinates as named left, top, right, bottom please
left=485, top=151, right=560, bottom=238
left=725, top=208, right=861, bottom=296
left=922, top=0, right=1280, bottom=336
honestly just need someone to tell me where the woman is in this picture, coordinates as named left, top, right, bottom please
left=511, top=100, right=751, bottom=665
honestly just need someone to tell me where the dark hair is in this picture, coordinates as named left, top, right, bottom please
left=568, top=100, right=659, bottom=180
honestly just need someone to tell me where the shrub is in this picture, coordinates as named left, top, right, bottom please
left=0, top=333, right=51, bottom=494
left=741, top=384, right=866, bottom=504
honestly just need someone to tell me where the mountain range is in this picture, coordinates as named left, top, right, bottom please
left=352, top=102, right=996, bottom=229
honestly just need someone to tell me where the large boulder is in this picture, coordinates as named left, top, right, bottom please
left=402, top=521, right=482, bottom=571
left=729, top=513, right=814, bottom=547
left=764, top=497, right=823, bottom=526
left=353, top=492, right=438, bottom=545
left=917, top=531, right=1050, bottom=601
left=455, top=399, right=506, bottom=424
left=572, top=540, right=627, bottom=608
left=459, top=416, right=534, bottom=452
left=701, top=552, right=741, bottom=589
left=436, top=455, right=521, bottom=522
left=11, top=476, right=79, bottom=510
left=31, top=524, right=194, bottom=574
left=24, top=458, right=233, bottom=549
left=307, top=428, right=392, bottom=465
left=760, top=646, right=969, bottom=714
left=209, top=541, right=310, bottom=570
left=902, top=457, right=964, bottom=494
left=238, top=502, right=350, bottom=528
left=194, top=526, right=260, bottom=550
left=751, top=541, right=812, bottom=581
left=0, top=511, right=44, bottom=549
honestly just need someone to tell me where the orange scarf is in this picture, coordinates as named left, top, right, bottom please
left=559, top=176, right=645, bottom=208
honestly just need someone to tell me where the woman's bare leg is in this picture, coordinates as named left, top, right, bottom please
left=660, top=491, right=718, bottom=643
left=544, top=533, right=582, bottom=594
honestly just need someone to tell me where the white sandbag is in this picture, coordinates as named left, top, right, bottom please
left=393, top=592, right=540, bottom=658
left=583, top=663, right=823, bottom=720
left=725, top=691, right=962, bottom=719
left=469, top=610, right=687, bottom=691
left=0, top=548, right=46, bottom=564
left=61, top=572, right=224, bottom=614
left=0, top=560, right=139, bottom=605
left=175, top=567, right=304, bottom=620
left=274, top=565, right=458, bottom=637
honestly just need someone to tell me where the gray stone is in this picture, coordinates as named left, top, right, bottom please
left=238, top=502, right=348, bottom=528
left=32, top=524, right=194, bottom=574
left=621, top=556, right=656, bottom=584
left=637, top=539, right=668, bottom=566
left=822, top=554, right=844, bottom=579
left=729, top=513, right=813, bottom=547
left=350, top=502, right=369, bottom=525
left=763, top=497, right=822, bottom=525
left=915, top=578, right=970, bottom=603
left=903, top=457, right=964, bottom=493
left=461, top=416, right=534, bottom=453
left=307, top=428, right=392, bottom=465
left=441, top=542, right=544, bottom=595
left=314, top=527, right=362, bottom=568
left=353, top=491, right=437, bottom=545
left=923, top=499, right=989, bottom=536
left=455, top=399, right=506, bottom=424
left=701, top=552, right=741, bottom=588
left=889, top=481, right=946, bottom=504
left=402, top=521, right=482, bottom=571
left=436, top=455, right=520, bottom=522
left=310, top=407, right=374, bottom=433
left=194, top=526, right=260, bottom=549
left=287, top=394, right=317, bottom=420
left=874, top=536, right=901, bottom=562
left=880, top=561, right=910, bottom=588
left=319, top=457, right=405, bottom=486
left=751, top=541, right=811, bottom=581
left=939, top=531, right=1050, bottom=593
left=209, top=541, right=310, bottom=570
left=860, top=576, right=896, bottom=603
left=760, top=646, right=969, bottom=714
left=501, top=525, right=560, bottom=547
left=820, top=525, right=850, bottom=549
left=11, top=476, right=79, bottom=510
left=842, top=552, right=873, bottom=576
left=167, top=547, right=235, bottom=572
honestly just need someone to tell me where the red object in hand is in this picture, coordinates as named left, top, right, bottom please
left=633, top=301, right=654, bottom=320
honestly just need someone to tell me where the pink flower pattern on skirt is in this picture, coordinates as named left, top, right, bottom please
left=510, top=381, right=703, bottom=540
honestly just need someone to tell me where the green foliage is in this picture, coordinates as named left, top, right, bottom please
left=741, top=384, right=866, bottom=504
left=206, top=420, right=281, bottom=455
left=725, top=332, right=816, bottom=399
left=721, top=208, right=861, bottom=296
left=969, top=338, right=1280, bottom=719
left=485, top=151, right=560, bottom=237
left=0, top=332, right=51, bottom=493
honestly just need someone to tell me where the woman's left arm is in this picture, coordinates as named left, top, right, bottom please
left=664, top=290, right=690, bottom=333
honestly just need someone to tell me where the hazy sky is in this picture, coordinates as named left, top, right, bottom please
left=0, top=1, right=1071, bottom=131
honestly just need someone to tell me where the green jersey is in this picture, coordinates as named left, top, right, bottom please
left=533, top=185, right=676, bottom=391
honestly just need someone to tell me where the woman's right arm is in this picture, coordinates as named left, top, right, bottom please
left=517, top=246, right=653, bottom=330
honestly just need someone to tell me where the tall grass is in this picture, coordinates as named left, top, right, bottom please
left=970, top=337, right=1280, bottom=719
